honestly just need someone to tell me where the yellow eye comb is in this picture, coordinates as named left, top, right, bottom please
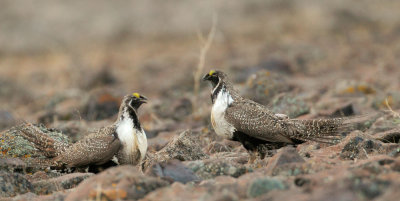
left=209, top=70, right=215, bottom=76
left=132, top=93, right=140, bottom=98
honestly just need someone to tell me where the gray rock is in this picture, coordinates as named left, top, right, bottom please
left=264, top=146, right=305, bottom=176
left=246, top=177, right=287, bottom=198
left=145, top=159, right=199, bottom=184
left=377, top=186, right=400, bottom=201
left=0, top=157, right=55, bottom=175
left=373, top=128, right=400, bottom=143
left=391, top=159, right=400, bottom=172
left=10, top=192, right=38, bottom=201
left=368, top=115, right=400, bottom=133
left=349, top=177, right=390, bottom=200
left=32, top=173, right=93, bottom=195
left=65, top=165, right=169, bottom=201
left=142, top=130, right=208, bottom=171
left=340, top=131, right=400, bottom=160
left=186, top=159, right=249, bottom=180
left=11, top=191, right=69, bottom=201
left=0, top=171, right=33, bottom=197
left=141, top=182, right=210, bottom=201
left=0, top=158, right=26, bottom=173
left=156, top=129, right=208, bottom=161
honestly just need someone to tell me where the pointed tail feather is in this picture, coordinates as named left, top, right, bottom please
left=290, top=114, right=376, bottom=144
left=17, top=123, right=68, bottom=157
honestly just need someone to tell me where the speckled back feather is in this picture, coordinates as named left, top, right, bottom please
left=219, top=72, right=365, bottom=145
left=54, top=125, right=121, bottom=167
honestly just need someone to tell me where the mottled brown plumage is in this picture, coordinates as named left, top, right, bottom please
left=19, top=93, right=148, bottom=168
left=203, top=70, right=357, bottom=159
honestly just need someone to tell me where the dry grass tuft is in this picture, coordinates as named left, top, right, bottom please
left=192, top=13, right=217, bottom=111
left=385, top=98, right=400, bottom=119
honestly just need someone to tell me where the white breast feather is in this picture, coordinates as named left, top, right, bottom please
left=116, top=115, right=135, bottom=158
left=211, top=89, right=235, bottom=139
left=116, top=111, right=148, bottom=163
left=137, top=128, right=148, bottom=161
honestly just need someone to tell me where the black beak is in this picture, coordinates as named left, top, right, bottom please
left=202, top=74, right=210, bottom=81
left=139, top=95, right=148, bottom=103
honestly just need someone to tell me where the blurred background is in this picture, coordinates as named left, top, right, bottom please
left=1, top=0, right=400, bottom=134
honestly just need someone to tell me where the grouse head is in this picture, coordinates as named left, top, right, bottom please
left=202, top=70, right=227, bottom=88
left=128, top=93, right=147, bottom=109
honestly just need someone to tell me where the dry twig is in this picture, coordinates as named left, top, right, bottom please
left=385, top=98, right=400, bottom=118
left=193, top=13, right=217, bottom=110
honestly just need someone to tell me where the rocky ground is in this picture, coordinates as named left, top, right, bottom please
left=1, top=0, right=400, bottom=201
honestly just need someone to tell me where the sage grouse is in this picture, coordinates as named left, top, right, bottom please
left=19, top=93, right=148, bottom=167
left=203, top=70, right=358, bottom=160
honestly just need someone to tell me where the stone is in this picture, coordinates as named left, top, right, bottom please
left=0, top=158, right=26, bottom=173
left=144, top=159, right=199, bottom=184
left=185, top=158, right=249, bottom=180
left=27, top=171, right=49, bottom=181
left=141, top=182, right=209, bottom=201
left=32, top=173, right=93, bottom=195
left=142, top=179, right=241, bottom=201
left=264, top=146, right=305, bottom=175
left=246, top=177, right=287, bottom=198
left=376, top=183, right=400, bottom=201
left=348, top=177, right=390, bottom=200
left=391, top=159, right=400, bottom=172
left=340, top=131, right=400, bottom=160
left=142, top=130, right=208, bottom=171
left=0, top=171, right=33, bottom=197
left=65, top=165, right=169, bottom=201
left=368, top=114, right=400, bottom=133
left=9, top=192, right=38, bottom=201
left=12, top=191, right=69, bottom=201
left=373, top=128, right=400, bottom=143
